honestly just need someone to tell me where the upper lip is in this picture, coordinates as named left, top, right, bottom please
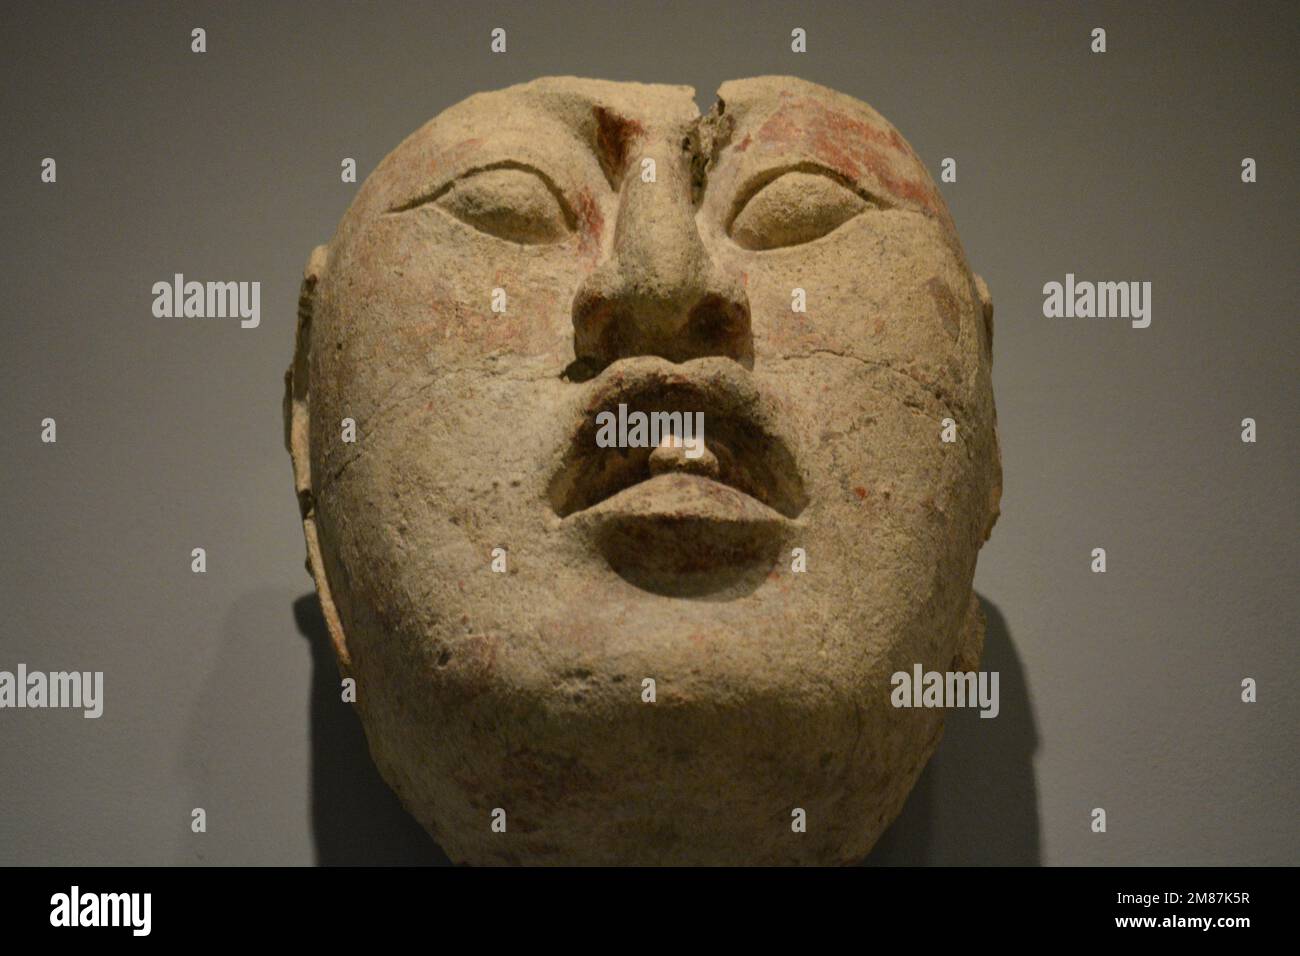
left=547, top=358, right=808, bottom=521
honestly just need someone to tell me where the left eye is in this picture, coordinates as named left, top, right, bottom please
left=729, top=170, right=873, bottom=250
left=434, top=166, right=575, bottom=244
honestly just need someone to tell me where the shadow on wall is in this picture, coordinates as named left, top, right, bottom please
left=295, top=594, right=450, bottom=865
left=867, top=595, right=1042, bottom=865
left=297, top=591, right=1039, bottom=865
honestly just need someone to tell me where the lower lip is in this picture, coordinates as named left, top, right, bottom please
left=564, top=474, right=794, bottom=593
left=568, top=473, right=789, bottom=526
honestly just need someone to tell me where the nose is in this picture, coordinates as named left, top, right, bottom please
left=570, top=142, right=751, bottom=373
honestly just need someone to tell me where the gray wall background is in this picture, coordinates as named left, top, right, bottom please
left=1, top=0, right=1295, bottom=865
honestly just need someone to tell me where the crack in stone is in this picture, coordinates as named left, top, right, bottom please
left=686, top=97, right=734, bottom=206
left=779, top=349, right=966, bottom=422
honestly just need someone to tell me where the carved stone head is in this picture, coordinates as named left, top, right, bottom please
left=285, top=76, right=1001, bottom=864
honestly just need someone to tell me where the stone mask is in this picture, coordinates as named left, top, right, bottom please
left=285, top=76, right=1001, bottom=864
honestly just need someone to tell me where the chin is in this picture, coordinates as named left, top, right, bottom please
left=355, top=624, right=937, bottom=865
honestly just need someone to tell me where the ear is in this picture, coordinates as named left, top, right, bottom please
left=971, top=272, right=1001, bottom=542
left=952, top=592, right=986, bottom=674
left=984, top=418, right=1003, bottom=543
left=973, top=272, right=993, bottom=359
left=284, top=244, right=353, bottom=673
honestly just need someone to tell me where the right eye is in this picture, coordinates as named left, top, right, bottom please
left=434, top=166, right=575, bottom=245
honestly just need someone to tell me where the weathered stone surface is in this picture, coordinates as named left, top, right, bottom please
left=285, top=76, right=1001, bottom=865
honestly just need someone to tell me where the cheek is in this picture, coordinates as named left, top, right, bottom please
left=312, top=371, right=568, bottom=645
left=323, top=213, right=588, bottom=391
left=729, top=214, right=975, bottom=368
left=772, top=358, right=985, bottom=600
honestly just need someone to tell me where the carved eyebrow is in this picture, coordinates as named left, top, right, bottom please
left=386, top=159, right=576, bottom=220
left=716, top=100, right=949, bottom=221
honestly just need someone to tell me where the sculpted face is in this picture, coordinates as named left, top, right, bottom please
left=285, top=76, right=1001, bottom=864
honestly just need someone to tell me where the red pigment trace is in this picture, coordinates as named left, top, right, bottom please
left=754, top=99, right=945, bottom=219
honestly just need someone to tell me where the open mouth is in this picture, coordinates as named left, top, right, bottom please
left=549, top=360, right=808, bottom=597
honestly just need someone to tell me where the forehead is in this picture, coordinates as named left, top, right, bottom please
left=347, top=76, right=948, bottom=228
left=350, top=78, right=697, bottom=218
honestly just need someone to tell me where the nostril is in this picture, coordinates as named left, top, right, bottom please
left=688, top=294, right=752, bottom=361
left=560, top=354, right=607, bottom=383
left=571, top=288, right=623, bottom=369
left=569, top=267, right=753, bottom=372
